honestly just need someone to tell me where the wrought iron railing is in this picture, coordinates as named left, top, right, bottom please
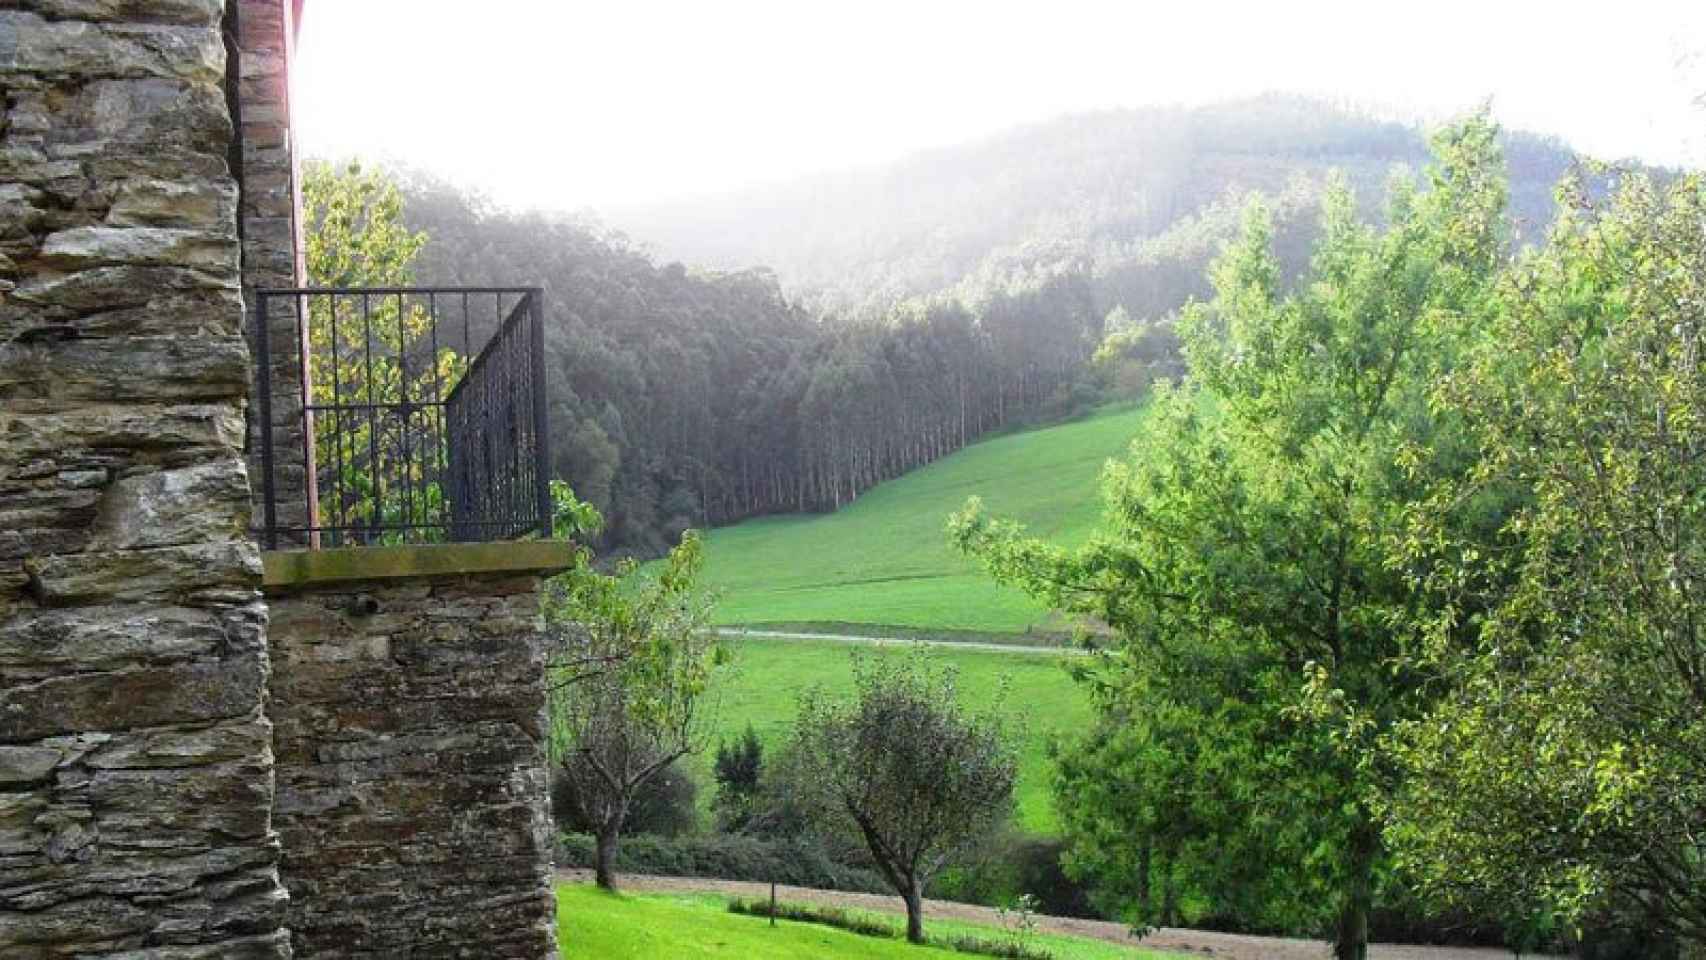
left=252, top=286, right=551, bottom=549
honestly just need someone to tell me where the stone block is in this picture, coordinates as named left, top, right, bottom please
left=23, top=540, right=259, bottom=604
left=40, top=224, right=235, bottom=269
left=0, top=335, right=250, bottom=402
left=107, top=177, right=237, bottom=229
left=0, top=13, right=225, bottom=83
left=0, top=403, right=246, bottom=467
left=7, top=1, right=224, bottom=26
left=87, top=460, right=252, bottom=550
left=0, top=651, right=267, bottom=741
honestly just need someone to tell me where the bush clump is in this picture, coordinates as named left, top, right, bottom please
left=550, top=758, right=699, bottom=838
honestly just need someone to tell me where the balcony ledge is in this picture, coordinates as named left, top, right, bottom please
left=262, top=540, right=575, bottom=589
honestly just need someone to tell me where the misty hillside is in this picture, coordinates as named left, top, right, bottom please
left=390, top=97, right=1593, bottom=558
left=612, top=96, right=1579, bottom=315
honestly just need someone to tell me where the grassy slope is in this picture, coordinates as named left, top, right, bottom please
left=698, top=404, right=1148, bottom=635
left=702, top=636, right=1087, bottom=834
left=556, top=885, right=1164, bottom=960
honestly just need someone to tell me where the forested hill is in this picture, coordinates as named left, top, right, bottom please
left=401, top=177, right=1091, bottom=557
left=612, top=96, right=1579, bottom=315
left=394, top=97, right=1585, bottom=557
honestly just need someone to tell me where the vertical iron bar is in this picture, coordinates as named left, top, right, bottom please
left=531, top=288, right=552, bottom=538
left=429, top=291, right=445, bottom=534
left=255, top=291, right=278, bottom=550
left=363, top=293, right=381, bottom=545
left=494, top=289, right=498, bottom=538
left=329, top=293, right=347, bottom=547
left=297, top=290, right=319, bottom=548
left=397, top=292, right=413, bottom=535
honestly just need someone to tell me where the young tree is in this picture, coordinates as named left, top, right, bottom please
left=789, top=650, right=1018, bottom=944
left=1386, top=168, right=1706, bottom=948
left=953, top=116, right=1509, bottom=959
left=544, top=522, right=723, bottom=891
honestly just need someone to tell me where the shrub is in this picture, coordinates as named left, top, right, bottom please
left=551, top=758, right=699, bottom=838
left=934, top=833, right=1099, bottom=920
left=712, top=724, right=764, bottom=832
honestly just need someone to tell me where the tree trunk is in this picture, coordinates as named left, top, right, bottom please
left=1160, top=847, right=1179, bottom=927
left=1332, top=817, right=1379, bottom=960
left=903, top=877, right=925, bottom=944
left=594, top=814, right=624, bottom=891
left=1136, top=836, right=1153, bottom=923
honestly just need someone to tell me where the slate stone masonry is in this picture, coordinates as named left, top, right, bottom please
left=3, top=2, right=564, bottom=956
left=266, top=569, right=559, bottom=958
left=0, top=0, right=291, bottom=954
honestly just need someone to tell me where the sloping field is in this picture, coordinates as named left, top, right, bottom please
left=698, top=404, right=1149, bottom=635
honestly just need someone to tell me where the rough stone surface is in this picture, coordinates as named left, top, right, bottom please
left=0, top=0, right=290, bottom=954
left=268, top=572, right=560, bottom=959
left=4, top=4, right=561, bottom=957
left=230, top=0, right=309, bottom=544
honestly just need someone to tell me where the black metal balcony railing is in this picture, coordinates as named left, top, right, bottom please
left=252, top=286, right=551, bottom=549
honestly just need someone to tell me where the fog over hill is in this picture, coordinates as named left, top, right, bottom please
left=610, top=96, right=1581, bottom=315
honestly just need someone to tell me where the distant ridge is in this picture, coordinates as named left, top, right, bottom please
left=612, top=95, right=1579, bottom=315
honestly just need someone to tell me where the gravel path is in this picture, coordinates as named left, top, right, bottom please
left=555, top=870, right=1550, bottom=960
left=716, top=627, right=1086, bottom=656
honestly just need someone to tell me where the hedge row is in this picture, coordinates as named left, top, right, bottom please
left=726, top=899, right=1055, bottom=960
left=556, top=833, right=891, bottom=895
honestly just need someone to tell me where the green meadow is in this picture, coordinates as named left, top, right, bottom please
left=695, top=404, right=1149, bottom=635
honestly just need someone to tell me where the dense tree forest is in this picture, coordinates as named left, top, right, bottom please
left=398, top=177, right=1103, bottom=555
left=382, top=97, right=1588, bottom=556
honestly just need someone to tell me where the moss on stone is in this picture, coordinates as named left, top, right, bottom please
left=262, top=540, right=575, bottom=588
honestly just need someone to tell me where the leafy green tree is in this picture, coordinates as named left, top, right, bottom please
left=788, top=650, right=1018, bottom=944
left=543, top=486, right=724, bottom=890
left=1385, top=168, right=1706, bottom=949
left=953, top=117, right=1510, bottom=959
left=301, top=161, right=456, bottom=542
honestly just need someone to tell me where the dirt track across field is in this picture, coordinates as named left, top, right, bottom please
left=716, top=627, right=1086, bottom=656
left=555, top=870, right=1550, bottom=960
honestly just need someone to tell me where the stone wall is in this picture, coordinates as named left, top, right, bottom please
left=0, top=1, right=291, bottom=955
left=267, top=566, right=559, bottom=958
left=230, top=0, right=311, bottom=544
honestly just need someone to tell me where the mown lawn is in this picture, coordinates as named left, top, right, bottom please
left=555, top=884, right=1165, bottom=960
left=695, top=404, right=1149, bottom=635
left=699, top=636, right=1089, bottom=834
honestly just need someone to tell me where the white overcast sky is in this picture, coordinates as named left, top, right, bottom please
left=294, top=0, right=1706, bottom=213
